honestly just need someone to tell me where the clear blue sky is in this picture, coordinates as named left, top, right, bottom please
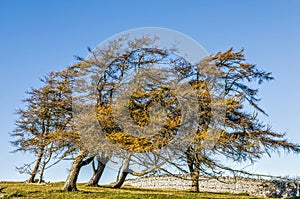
left=1, top=0, right=300, bottom=183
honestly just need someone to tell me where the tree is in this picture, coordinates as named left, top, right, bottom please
left=11, top=68, right=78, bottom=183
left=15, top=32, right=298, bottom=192
left=157, top=48, right=300, bottom=192
left=11, top=74, right=58, bottom=183
left=72, top=35, right=188, bottom=188
left=86, top=40, right=300, bottom=192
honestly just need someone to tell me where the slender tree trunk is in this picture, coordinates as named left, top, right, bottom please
left=38, top=148, right=52, bottom=183
left=63, top=150, right=94, bottom=191
left=38, top=162, right=45, bottom=183
left=27, top=147, right=44, bottom=183
left=113, top=153, right=131, bottom=188
left=190, top=170, right=199, bottom=192
left=87, top=155, right=108, bottom=186
left=116, top=158, right=124, bottom=182
left=186, top=148, right=200, bottom=192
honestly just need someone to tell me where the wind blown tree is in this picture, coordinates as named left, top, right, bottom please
left=11, top=71, right=74, bottom=183
left=11, top=76, right=56, bottom=183
left=13, top=32, right=299, bottom=193
left=157, top=48, right=300, bottom=192
left=11, top=66, right=88, bottom=185
left=73, top=35, right=189, bottom=188
left=86, top=40, right=300, bottom=192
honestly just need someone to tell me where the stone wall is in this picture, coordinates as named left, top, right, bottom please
left=125, top=175, right=300, bottom=198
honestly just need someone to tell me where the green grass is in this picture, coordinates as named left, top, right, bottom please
left=0, top=181, right=267, bottom=199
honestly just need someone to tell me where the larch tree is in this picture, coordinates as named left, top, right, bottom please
left=157, top=48, right=300, bottom=192
left=74, top=35, right=195, bottom=188
left=15, top=32, right=299, bottom=192
left=11, top=66, right=86, bottom=186
left=87, top=40, right=300, bottom=192
left=11, top=71, right=73, bottom=183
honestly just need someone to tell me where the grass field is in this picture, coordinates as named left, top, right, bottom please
left=0, top=181, right=269, bottom=199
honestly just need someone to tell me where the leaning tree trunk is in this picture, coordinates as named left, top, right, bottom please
left=38, top=162, right=45, bottom=183
left=87, top=154, right=108, bottom=186
left=113, top=171, right=129, bottom=188
left=27, top=147, right=44, bottom=183
left=113, top=153, right=131, bottom=188
left=63, top=150, right=94, bottom=191
left=112, top=152, right=166, bottom=188
left=38, top=148, right=53, bottom=183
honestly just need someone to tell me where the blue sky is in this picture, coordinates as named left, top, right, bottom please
left=1, top=0, right=300, bottom=183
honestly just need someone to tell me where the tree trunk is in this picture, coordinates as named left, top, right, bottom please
left=112, top=152, right=164, bottom=188
left=87, top=155, right=108, bottom=186
left=186, top=148, right=200, bottom=192
left=113, top=171, right=129, bottom=188
left=27, top=147, right=44, bottom=183
left=38, top=161, right=45, bottom=183
left=38, top=149, right=52, bottom=183
left=113, top=153, right=131, bottom=188
left=63, top=150, right=94, bottom=191
left=190, top=170, right=199, bottom=192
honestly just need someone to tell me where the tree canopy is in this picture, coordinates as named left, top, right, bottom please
left=10, top=35, right=300, bottom=192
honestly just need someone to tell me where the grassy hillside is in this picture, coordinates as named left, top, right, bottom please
left=0, top=181, right=268, bottom=199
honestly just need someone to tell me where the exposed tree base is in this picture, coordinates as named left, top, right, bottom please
left=63, top=185, right=78, bottom=192
left=189, top=187, right=200, bottom=192
left=26, top=178, right=35, bottom=183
